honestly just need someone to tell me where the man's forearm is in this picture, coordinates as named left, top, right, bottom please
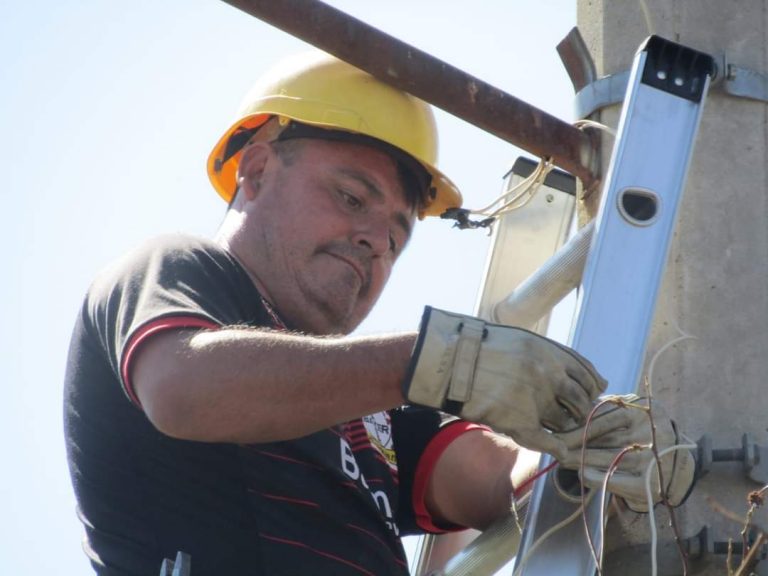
left=131, top=327, right=416, bottom=443
left=426, top=430, right=540, bottom=531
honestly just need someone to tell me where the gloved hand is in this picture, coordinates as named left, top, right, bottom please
left=403, top=307, right=608, bottom=460
left=557, top=395, right=696, bottom=512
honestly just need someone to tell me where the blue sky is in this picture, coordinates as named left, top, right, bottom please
left=1, top=1, right=575, bottom=573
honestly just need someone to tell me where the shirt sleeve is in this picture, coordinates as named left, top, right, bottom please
left=84, top=235, right=270, bottom=407
left=391, top=406, right=490, bottom=534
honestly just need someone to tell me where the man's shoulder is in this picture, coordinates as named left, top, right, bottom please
left=92, top=234, right=228, bottom=283
left=124, top=233, right=226, bottom=265
left=82, top=234, right=254, bottom=323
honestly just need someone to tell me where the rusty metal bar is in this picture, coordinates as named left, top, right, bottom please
left=220, top=0, right=600, bottom=189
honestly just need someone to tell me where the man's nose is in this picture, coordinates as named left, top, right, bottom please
left=352, top=216, right=390, bottom=257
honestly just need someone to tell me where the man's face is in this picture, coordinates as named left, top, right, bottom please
left=230, top=138, right=417, bottom=335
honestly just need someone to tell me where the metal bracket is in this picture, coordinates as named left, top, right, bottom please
left=559, top=29, right=768, bottom=118
left=719, top=53, right=768, bottom=103
left=574, top=70, right=632, bottom=119
left=574, top=53, right=768, bottom=118
left=697, top=433, right=768, bottom=485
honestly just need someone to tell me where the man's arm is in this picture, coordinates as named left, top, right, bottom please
left=425, top=429, right=539, bottom=531
left=130, top=327, right=415, bottom=443
left=425, top=397, right=699, bottom=530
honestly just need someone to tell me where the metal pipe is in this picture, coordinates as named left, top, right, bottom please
left=428, top=512, right=523, bottom=576
left=493, top=220, right=594, bottom=329
left=220, top=0, right=600, bottom=190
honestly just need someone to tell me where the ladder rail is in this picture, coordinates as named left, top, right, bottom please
left=515, top=36, right=714, bottom=576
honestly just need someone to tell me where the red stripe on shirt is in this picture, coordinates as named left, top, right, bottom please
left=120, top=316, right=220, bottom=408
left=412, top=420, right=490, bottom=533
left=349, top=440, right=377, bottom=451
left=258, top=532, right=377, bottom=576
left=345, top=523, right=408, bottom=568
left=348, top=434, right=370, bottom=444
left=245, top=448, right=325, bottom=470
left=256, top=492, right=320, bottom=508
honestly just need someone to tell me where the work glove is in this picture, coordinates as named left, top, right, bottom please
left=403, top=307, right=608, bottom=460
left=557, top=394, right=697, bottom=512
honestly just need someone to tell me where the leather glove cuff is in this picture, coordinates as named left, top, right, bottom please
left=403, top=306, right=487, bottom=415
left=404, top=306, right=607, bottom=459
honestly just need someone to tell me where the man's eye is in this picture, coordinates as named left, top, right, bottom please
left=389, top=234, right=398, bottom=254
left=340, top=190, right=362, bottom=209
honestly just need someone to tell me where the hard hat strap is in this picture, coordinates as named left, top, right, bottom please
left=216, top=116, right=288, bottom=172
left=217, top=127, right=259, bottom=171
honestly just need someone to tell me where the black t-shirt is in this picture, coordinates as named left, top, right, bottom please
left=64, top=235, right=473, bottom=576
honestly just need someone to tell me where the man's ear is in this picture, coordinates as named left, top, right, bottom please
left=236, top=142, right=271, bottom=201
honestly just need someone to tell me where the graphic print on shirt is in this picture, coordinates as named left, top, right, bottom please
left=340, top=414, right=400, bottom=537
left=362, top=412, right=397, bottom=471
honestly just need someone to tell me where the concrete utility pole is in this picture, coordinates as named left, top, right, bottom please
left=577, top=1, right=768, bottom=574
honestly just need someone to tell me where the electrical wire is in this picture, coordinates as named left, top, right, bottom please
left=573, top=119, right=618, bottom=137
left=645, top=329, right=696, bottom=399
left=454, top=116, right=619, bottom=225
left=638, top=0, right=656, bottom=36
left=647, top=443, right=697, bottom=576
left=512, top=342, right=694, bottom=576
left=642, top=325, right=696, bottom=576
left=598, top=444, right=649, bottom=570
left=579, top=396, right=649, bottom=574
left=470, top=157, right=554, bottom=218
left=467, top=116, right=617, bottom=221
left=580, top=399, right=616, bottom=575
left=514, top=460, right=558, bottom=499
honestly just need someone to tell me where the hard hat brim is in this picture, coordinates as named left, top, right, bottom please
left=207, top=113, right=462, bottom=218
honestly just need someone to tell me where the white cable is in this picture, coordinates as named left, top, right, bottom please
left=469, top=118, right=615, bottom=220
left=512, top=325, right=694, bottom=575
left=471, top=162, right=543, bottom=215
left=646, top=443, right=697, bottom=576
left=643, top=328, right=695, bottom=576
left=471, top=157, right=553, bottom=217
left=491, top=160, right=553, bottom=217
left=598, top=443, right=652, bottom=572
left=638, top=0, right=656, bottom=36
left=645, top=331, right=695, bottom=400
left=573, top=119, right=618, bottom=137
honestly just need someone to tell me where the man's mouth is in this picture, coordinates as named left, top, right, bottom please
left=326, top=251, right=368, bottom=289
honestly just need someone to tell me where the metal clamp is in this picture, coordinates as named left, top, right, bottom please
left=718, top=52, right=768, bottom=103
left=574, top=71, right=632, bottom=120
left=558, top=28, right=768, bottom=118
left=574, top=53, right=768, bottom=118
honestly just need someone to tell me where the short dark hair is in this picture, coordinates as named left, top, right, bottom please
left=275, top=122, right=430, bottom=213
left=226, top=120, right=430, bottom=213
left=269, top=138, right=304, bottom=167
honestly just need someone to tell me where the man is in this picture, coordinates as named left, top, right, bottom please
left=64, top=51, right=695, bottom=575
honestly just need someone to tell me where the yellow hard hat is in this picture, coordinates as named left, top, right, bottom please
left=207, top=51, right=462, bottom=218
